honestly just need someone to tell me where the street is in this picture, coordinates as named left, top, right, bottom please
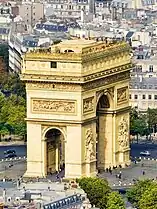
left=130, top=142, right=157, bottom=158
left=0, top=142, right=157, bottom=160
left=0, top=145, right=26, bottom=159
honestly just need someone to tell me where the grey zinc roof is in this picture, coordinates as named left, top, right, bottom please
left=130, top=77, right=157, bottom=89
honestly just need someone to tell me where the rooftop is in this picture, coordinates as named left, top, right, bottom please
left=24, top=40, right=130, bottom=62
left=58, top=39, right=96, bottom=47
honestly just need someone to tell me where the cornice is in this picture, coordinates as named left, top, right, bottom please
left=21, top=63, right=132, bottom=84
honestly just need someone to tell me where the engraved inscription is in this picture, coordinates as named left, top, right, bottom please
left=32, top=99, right=76, bottom=114
left=117, top=87, right=128, bottom=104
left=83, top=97, right=94, bottom=113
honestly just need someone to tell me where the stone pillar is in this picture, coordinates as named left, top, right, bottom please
left=64, top=125, right=82, bottom=178
left=98, top=112, right=114, bottom=169
left=24, top=122, right=45, bottom=177
left=56, top=144, right=59, bottom=172
left=41, top=139, right=47, bottom=177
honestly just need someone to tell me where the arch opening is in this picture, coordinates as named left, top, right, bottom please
left=96, top=94, right=110, bottom=170
left=45, top=128, right=65, bottom=176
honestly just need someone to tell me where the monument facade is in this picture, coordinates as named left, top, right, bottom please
left=21, top=39, right=132, bottom=178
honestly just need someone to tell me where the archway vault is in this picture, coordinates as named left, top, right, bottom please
left=44, top=127, right=66, bottom=175
left=42, top=126, right=67, bottom=142
left=96, top=88, right=114, bottom=112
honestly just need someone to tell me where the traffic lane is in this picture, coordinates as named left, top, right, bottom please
left=130, top=143, right=157, bottom=158
left=0, top=145, right=26, bottom=159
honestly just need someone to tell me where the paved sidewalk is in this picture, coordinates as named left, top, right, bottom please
left=99, top=159, right=157, bottom=187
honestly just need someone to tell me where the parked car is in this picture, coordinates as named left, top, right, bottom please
left=4, top=149, right=16, bottom=155
left=140, top=151, right=151, bottom=156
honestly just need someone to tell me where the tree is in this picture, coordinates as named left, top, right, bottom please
left=77, top=177, right=111, bottom=209
left=147, top=108, right=157, bottom=138
left=130, top=108, right=148, bottom=143
left=106, top=192, right=125, bottom=209
left=0, top=123, right=9, bottom=141
left=0, top=44, right=9, bottom=70
left=139, top=185, right=157, bottom=209
left=126, top=179, right=156, bottom=208
left=1, top=73, right=26, bottom=98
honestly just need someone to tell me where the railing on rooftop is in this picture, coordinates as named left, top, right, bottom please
left=43, top=194, right=85, bottom=209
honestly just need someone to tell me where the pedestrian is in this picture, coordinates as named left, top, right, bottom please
left=142, top=171, right=145, bottom=175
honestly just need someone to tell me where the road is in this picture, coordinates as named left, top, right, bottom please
left=0, top=143, right=157, bottom=160
left=130, top=143, right=157, bottom=158
left=0, top=145, right=26, bottom=159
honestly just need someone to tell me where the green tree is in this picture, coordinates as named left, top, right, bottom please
left=0, top=94, right=26, bottom=139
left=130, top=108, right=148, bottom=143
left=147, top=108, right=157, bottom=139
left=106, top=192, right=125, bottom=209
left=0, top=44, right=9, bottom=70
left=77, top=177, right=111, bottom=209
left=126, top=179, right=156, bottom=208
left=139, top=185, right=157, bottom=209
left=1, top=73, right=26, bottom=98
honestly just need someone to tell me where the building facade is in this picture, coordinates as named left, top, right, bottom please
left=21, top=39, right=131, bottom=178
left=130, top=56, right=157, bottom=111
left=18, top=2, right=44, bottom=26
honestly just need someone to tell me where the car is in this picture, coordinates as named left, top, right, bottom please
left=4, top=149, right=16, bottom=158
left=140, top=151, right=151, bottom=156
left=4, top=149, right=16, bottom=155
left=5, top=153, right=17, bottom=158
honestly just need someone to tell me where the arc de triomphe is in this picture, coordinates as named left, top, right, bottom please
left=21, top=40, right=132, bottom=178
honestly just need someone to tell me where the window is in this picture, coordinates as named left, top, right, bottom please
left=142, top=95, right=146, bottom=99
left=50, top=61, right=57, bottom=68
left=134, top=65, right=142, bottom=72
left=134, top=95, right=138, bottom=99
left=155, top=95, right=157, bottom=100
left=148, top=95, right=152, bottom=100
left=129, top=94, right=131, bottom=99
left=149, top=65, right=153, bottom=72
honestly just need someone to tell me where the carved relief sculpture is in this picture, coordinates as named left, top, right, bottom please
left=27, top=83, right=78, bottom=91
left=32, top=99, right=76, bottom=114
left=85, top=128, right=95, bottom=161
left=117, top=86, right=128, bottom=104
left=118, top=117, right=129, bottom=151
left=83, top=97, right=94, bottom=113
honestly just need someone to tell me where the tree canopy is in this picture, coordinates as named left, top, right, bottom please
left=139, top=185, right=157, bottom=209
left=0, top=73, right=26, bottom=140
left=126, top=179, right=156, bottom=208
left=77, top=177, right=111, bottom=209
left=106, top=192, right=125, bottom=209
left=0, top=44, right=9, bottom=70
left=130, top=108, right=150, bottom=142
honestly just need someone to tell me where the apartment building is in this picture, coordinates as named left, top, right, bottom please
left=18, top=2, right=44, bottom=26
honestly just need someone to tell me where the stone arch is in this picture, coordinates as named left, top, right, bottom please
left=44, top=127, right=66, bottom=175
left=42, top=126, right=66, bottom=142
left=96, top=89, right=114, bottom=111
